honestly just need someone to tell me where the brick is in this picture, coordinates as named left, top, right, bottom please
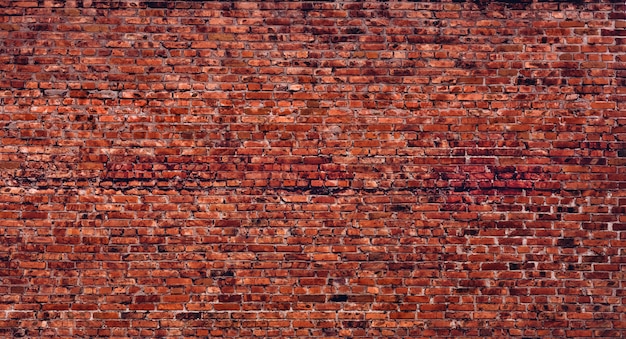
left=0, top=1, right=623, bottom=338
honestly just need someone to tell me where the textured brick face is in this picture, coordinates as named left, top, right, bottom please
left=1, top=0, right=625, bottom=338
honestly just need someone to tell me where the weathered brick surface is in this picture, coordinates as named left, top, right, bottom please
left=0, top=0, right=625, bottom=337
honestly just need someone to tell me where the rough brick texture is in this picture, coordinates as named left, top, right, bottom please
left=1, top=0, right=625, bottom=338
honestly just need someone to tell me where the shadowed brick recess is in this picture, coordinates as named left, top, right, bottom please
left=1, top=0, right=625, bottom=338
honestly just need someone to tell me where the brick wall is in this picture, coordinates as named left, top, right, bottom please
left=1, top=0, right=625, bottom=338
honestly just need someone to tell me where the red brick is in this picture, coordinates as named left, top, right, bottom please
left=0, top=1, right=623, bottom=338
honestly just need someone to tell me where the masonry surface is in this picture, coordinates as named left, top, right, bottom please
left=0, top=0, right=625, bottom=338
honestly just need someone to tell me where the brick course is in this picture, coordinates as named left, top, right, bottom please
left=1, top=0, right=625, bottom=338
